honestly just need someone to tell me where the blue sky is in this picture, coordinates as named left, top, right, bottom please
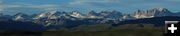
left=0, top=0, right=180, bottom=15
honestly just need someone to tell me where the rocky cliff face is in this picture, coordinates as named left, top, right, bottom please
left=132, top=8, right=172, bottom=18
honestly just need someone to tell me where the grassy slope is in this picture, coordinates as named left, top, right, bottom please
left=0, top=27, right=164, bottom=36
left=0, top=24, right=164, bottom=36
left=42, top=29, right=163, bottom=36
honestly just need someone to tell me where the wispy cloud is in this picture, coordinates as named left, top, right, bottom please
left=27, top=4, right=63, bottom=8
left=0, top=4, right=71, bottom=14
left=0, top=0, right=3, bottom=11
left=0, top=0, right=3, bottom=4
left=0, top=5, right=21, bottom=8
left=69, top=0, right=120, bottom=4
left=0, top=4, right=66, bottom=10
left=0, top=4, right=23, bottom=14
left=0, top=4, right=22, bottom=12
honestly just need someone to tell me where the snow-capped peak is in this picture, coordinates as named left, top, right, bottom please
left=33, top=11, right=60, bottom=19
left=13, top=13, right=29, bottom=20
left=49, top=11, right=59, bottom=15
left=70, top=11, right=85, bottom=18
left=132, top=8, right=172, bottom=18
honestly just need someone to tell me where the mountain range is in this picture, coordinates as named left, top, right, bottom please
left=0, top=8, right=180, bottom=30
left=1, top=8, right=179, bottom=19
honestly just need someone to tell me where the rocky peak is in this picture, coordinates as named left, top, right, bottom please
left=14, top=13, right=29, bottom=20
left=33, top=11, right=61, bottom=19
left=86, top=10, right=103, bottom=18
left=0, top=13, right=4, bottom=16
left=152, top=8, right=169, bottom=12
left=88, top=10, right=98, bottom=15
left=14, top=13, right=28, bottom=16
left=71, top=11, right=80, bottom=14
left=99, top=11, right=112, bottom=16
left=70, top=11, right=85, bottom=18
left=122, top=14, right=135, bottom=19
left=132, top=8, right=172, bottom=18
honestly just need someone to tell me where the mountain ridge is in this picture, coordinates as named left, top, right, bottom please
left=0, top=8, right=180, bottom=30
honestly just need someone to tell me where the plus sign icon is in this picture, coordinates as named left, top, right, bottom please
left=165, top=21, right=180, bottom=36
